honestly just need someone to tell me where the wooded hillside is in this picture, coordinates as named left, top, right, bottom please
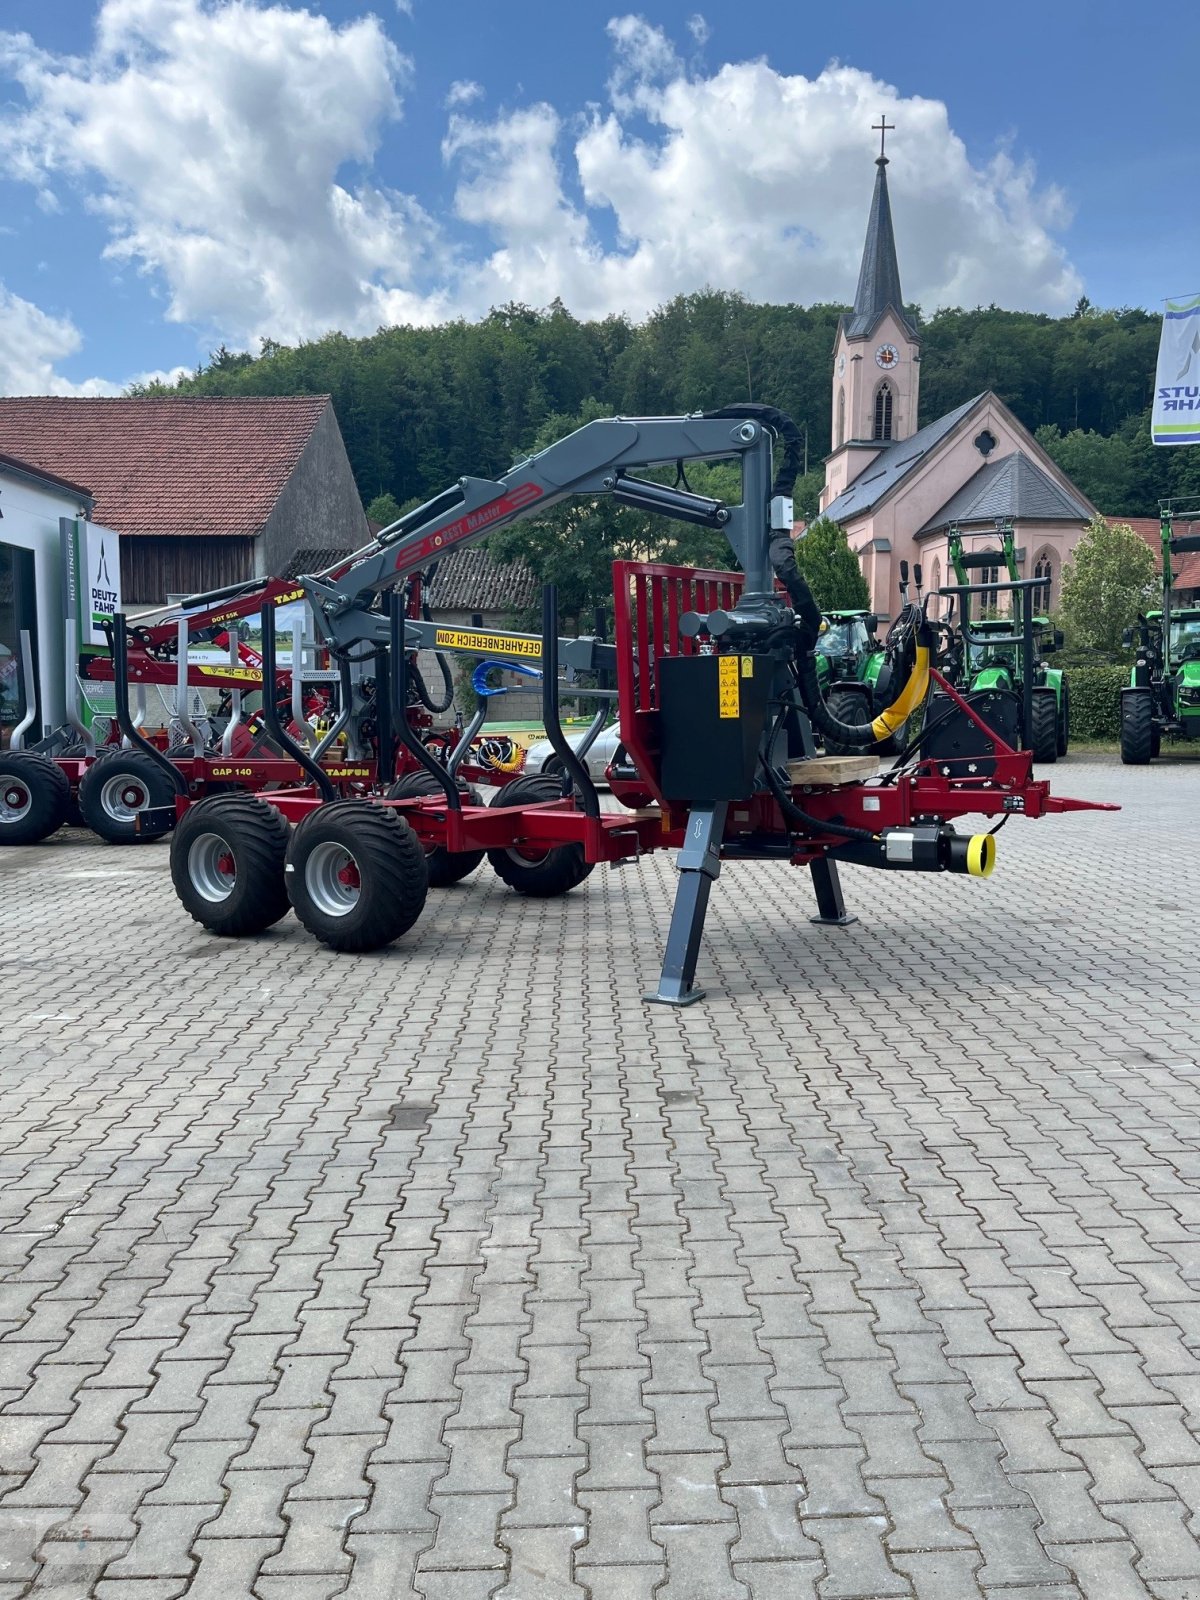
left=144, top=292, right=1199, bottom=519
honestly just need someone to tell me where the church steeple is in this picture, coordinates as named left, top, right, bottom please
left=846, top=122, right=918, bottom=343
left=821, top=119, right=922, bottom=510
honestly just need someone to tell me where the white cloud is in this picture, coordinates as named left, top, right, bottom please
left=687, top=14, right=710, bottom=46
left=441, top=20, right=1081, bottom=323
left=445, top=78, right=483, bottom=109
left=0, top=5, right=1082, bottom=367
left=0, top=282, right=126, bottom=395
left=0, top=0, right=451, bottom=346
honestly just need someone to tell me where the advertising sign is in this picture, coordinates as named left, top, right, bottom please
left=1152, top=293, right=1200, bottom=446
left=60, top=517, right=122, bottom=650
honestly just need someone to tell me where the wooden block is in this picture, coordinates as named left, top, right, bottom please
left=786, top=755, right=879, bottom=786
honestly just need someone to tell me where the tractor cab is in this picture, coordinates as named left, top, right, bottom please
left=814, top=610, right=880, bottom=683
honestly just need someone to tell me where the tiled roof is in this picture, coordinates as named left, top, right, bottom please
left=425, top=546, right=539, bottom=614
left=824, top=395, right=985, bottom=524
left=0, top=395, right=331, bottom=539
left=918, top=451, right=1093, bottom=534
left=1109, top=516, right=1200, bottom=586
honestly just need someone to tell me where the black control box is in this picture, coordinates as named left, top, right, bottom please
left=658, top=653, right=771, bottom=803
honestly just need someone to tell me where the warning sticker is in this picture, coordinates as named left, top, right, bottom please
left=434, top=628, right=541, bottom=660
left=718, top=655, right=740, bottom=719
left=196, top=665, right=263, bottom=683
left=740, top=656, right=753, bottom=677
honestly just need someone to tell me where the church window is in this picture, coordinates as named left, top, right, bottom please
left=930, top=557, right=942, bottom=611
left=1033, top=552, right=1054, bottom=611
left=837, top=388, right=845, bottom=448
left=974, top=429, right=997, bottom=457
left=981, top=564, right=999, bottom=588
left=873, top=383, right=893, bottom=441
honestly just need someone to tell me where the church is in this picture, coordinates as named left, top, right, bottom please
left=819, top=129, right=1096, bottom=618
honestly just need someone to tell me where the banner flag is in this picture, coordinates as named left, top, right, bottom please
left=1153, top=293, right=1200, bottom=445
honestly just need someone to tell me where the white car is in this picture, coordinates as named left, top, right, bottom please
left=521, top=724, right=624, bottom=786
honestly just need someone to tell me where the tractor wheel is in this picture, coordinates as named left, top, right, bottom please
left=823, top=690, right=874, bottom=755
left=388, top=770, right=485, bottom=887
left=1120, top=691, right=1154, bottom=765
left=286, top=801, right=427, bottom=952
left=1057, top=680, right=1071, bottom=757
left=0, top=752, right=70, bottom=846
left=78, top=749, right=177, bottom=844
left=1030, top=692, right=1058, bottom=763
left=486, top=775, right=594, bottom=898
left=171, top=794, right=291, bottom=936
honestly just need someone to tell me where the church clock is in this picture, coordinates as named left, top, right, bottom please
left=875, top=343, right=899, bottom=371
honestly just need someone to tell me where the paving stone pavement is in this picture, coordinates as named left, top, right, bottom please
left=0, top=755, right=1198, bottom=1599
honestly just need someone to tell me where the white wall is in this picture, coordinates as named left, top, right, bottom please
left=0, top=471, right=89, bottom=738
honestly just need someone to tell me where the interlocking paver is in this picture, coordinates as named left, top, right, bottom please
left=2, top=760, right=1200, bottom=1597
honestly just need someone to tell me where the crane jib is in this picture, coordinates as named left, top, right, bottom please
left=393, top=481, right=545, bottom=570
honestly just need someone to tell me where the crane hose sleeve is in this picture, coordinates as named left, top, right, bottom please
left=703, top=404, right=804, bottom=498
left=406, top=602, right=454, bottom=714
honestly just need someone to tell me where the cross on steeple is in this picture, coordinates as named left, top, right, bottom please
left=872, top=115, right=894, bottom=165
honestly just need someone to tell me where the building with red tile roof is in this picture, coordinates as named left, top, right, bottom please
left=0, top=395, right=367, bottom=604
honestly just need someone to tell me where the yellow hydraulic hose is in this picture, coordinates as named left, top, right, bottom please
left=869, top=644, right=931, bottom=742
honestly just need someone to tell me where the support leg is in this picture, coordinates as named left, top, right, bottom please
left=808, top=856, right=859, bottom=927
left=646, top=802, right=727, bottom=1006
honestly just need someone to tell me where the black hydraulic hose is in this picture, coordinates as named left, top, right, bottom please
left=768, top=533, right=821, bottom=641
left=406, top=602, right=454, bottom=714
left=759, top=753, right=878, bottom=843
left=793, top=652, right=881, bottom=750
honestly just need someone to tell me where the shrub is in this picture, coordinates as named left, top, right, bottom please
left=1067, top=665, right=1127, bottom=740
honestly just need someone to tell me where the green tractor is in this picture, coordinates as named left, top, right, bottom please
left=1120, top=502, right=1200, bottom=764
left=814, top=586, right=920, bottom=755
left=942, top=524, right=1069, bottom=763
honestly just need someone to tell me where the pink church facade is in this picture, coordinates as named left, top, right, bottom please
left=818, top=147, right=1096, bottom=619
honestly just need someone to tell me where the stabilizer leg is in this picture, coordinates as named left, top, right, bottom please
left=646, top=801, right=727, bottom=1006
left=808, top=856, right=859, bottom=927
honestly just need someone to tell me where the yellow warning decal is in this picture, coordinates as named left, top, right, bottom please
left=434, top=628, right=541, bottom=660
left=718, top=655, right=740, bottom=719
left=196, top=665, right=263, bottom=683
left=740, top=656, right=753, bottom=677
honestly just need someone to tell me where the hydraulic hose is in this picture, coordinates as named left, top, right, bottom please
left=407, top=601, right=454, bottom=714
left=793, top=623, right=932, bottom=750
left=702, top=403, right=805, bottom=499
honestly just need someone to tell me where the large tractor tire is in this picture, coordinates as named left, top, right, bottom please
left=823, top=689, right=875, bottom=756
left=171, top=794, right=291, bottom=936
left=1030, top=691, right=1058, bottom=763
left=78, top=748, right=178, bottom=844
left=486, top=775, right=594, bottom=898
left=1120, top=690, right=1155, bottom=766
left=388, top=770, right=485, bottom=887
left=1056, top=679, right=1071, bottom=757
left=0, top=752, right=70, bottom=846
left=286, top=801, right=427, bottom=952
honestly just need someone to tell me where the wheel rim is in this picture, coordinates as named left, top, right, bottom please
left=189, top=832, right=238, bottom=902
left=0, top=781, right=32, bottom=823
left=306, top=839, right=362, bottom=916
left=99, top=772, right=150, bottom=823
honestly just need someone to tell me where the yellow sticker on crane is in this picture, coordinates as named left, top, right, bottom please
left=434, top=628, right=541, bottom=660
left=718, top=655, right=740, bottom=719
left=741, top=656, right=753, bottom=677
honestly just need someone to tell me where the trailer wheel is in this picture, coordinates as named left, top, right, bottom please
left=1120, top=690, right=1154, bottom=765
left=78, top=749, right=178, bottom=844
left=823, top=689, right=874, bottom=755
left=1057, top=679, right=1070, bottom=757
left=486, top=775, right=594, bottom=898
left=388, top=771, right=486, bottom=886
left=1030, top=692, right=1058, bottom=763
left=171, top=795, right=291, bottom=936
left=0, top=753, right=70, bottom=846
left=286, top=801, right=427, bottom=952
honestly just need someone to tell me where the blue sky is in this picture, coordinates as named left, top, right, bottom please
left=0, top=0, right=1193, bottom=394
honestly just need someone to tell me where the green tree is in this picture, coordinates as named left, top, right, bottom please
left=793, top=518, right=870, bottom=610
left=366, top=492, right=403, bottom=528
left=1058, top=516, right=1157, bottom=657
